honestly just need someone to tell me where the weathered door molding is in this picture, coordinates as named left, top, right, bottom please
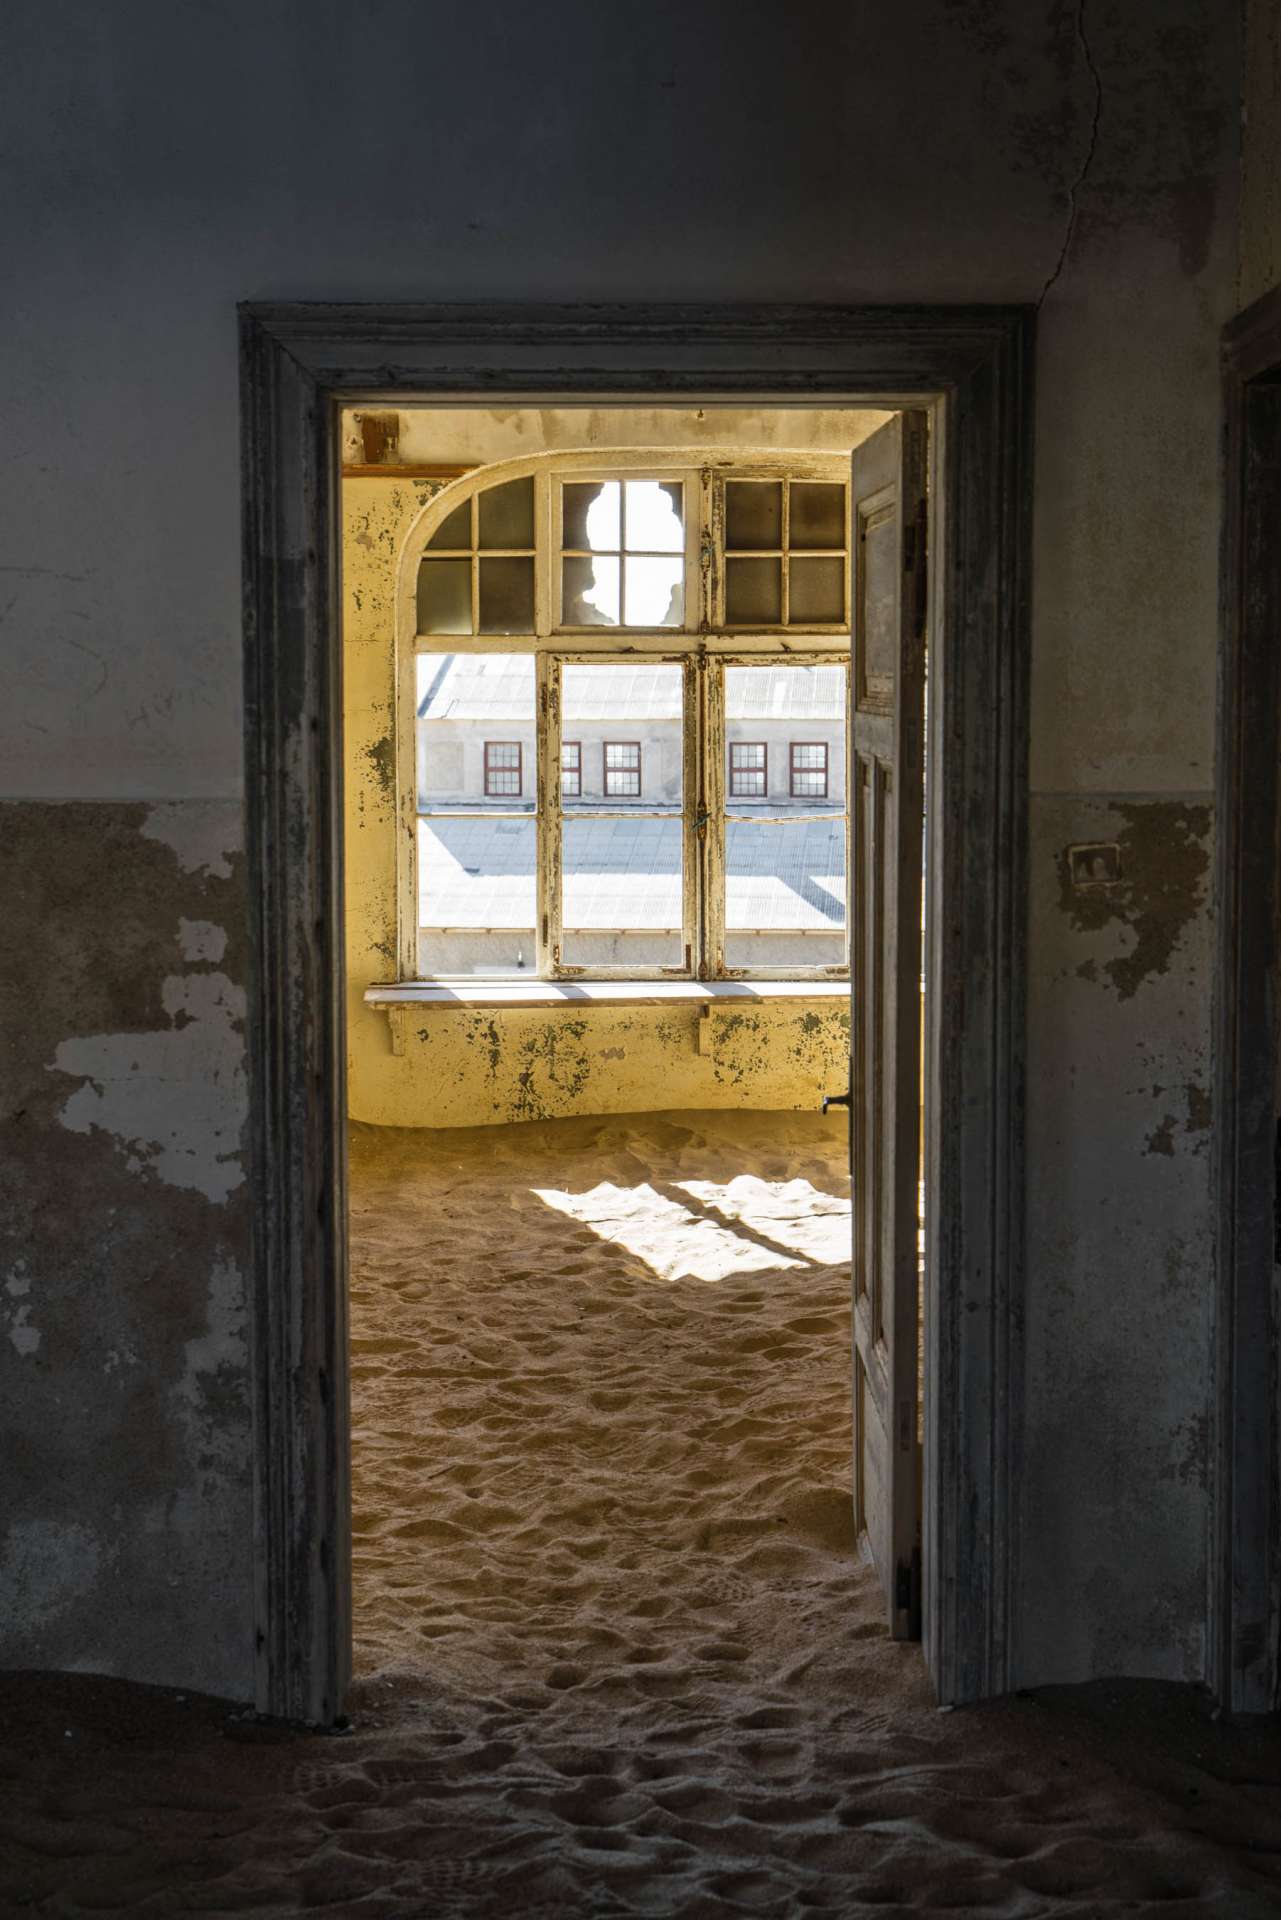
left=1212, top=286, right=1281, bottom=1716
left=238, top=302, right=1033, bottom=1721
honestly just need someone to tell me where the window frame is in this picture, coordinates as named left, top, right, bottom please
left=729, top=740, right=768, bottom=799
left=482, top=739, right=524, bottom=798
left=560, top=738, right=581, bottom=798
left=789, top=740, right=829, bottom=800
left=602, top=739, right=643, bottom=798
left=399, top=448, right=853, bottom=985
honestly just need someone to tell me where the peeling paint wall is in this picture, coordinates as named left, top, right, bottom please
left=0, top=0, right=1241, bottom=1699
left=0, top=803, right=252, bottom=1696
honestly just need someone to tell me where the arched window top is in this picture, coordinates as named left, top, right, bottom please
left=400, top=447, right=851, bottom=640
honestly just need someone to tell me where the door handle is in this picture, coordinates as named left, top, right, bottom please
left=822, top=1089, right=851, bottom=1114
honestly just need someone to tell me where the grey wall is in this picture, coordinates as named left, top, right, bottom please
left=0, top=0, right=1244, bottom=1700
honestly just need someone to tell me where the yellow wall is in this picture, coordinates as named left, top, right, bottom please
left=343, top=467, right=851, bottom=1129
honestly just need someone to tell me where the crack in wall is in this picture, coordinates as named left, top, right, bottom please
left=1038, top=0, right=1104, bottom=308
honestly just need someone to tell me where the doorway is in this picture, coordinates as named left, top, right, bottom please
left=1213, top=285, right=1281, bottom=1717
left=239, top=304, right=1032, bottom=1724
left=342, top=403, right=920, bottom=1696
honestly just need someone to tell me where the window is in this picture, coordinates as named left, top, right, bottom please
left=603, top=741, right=642, bottom=798
left=561, top=479, right=685, bottom=628
left=729, top=742, right=767, bottom=798
left=790, top=742, right=829, bottom=799
left=417, top=477, right=536, bottom=636
left=407, top=453, right=850, bottom=979
left=721, top=477, right=847, bottom=628
left=484, top=741, right=523, bottom=797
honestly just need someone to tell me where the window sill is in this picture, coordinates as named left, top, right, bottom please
left=365, top=978, right=849, bottom=1012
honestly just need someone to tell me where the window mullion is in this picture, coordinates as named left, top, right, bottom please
left=703, top=655, right=726, bottom=979
left=536, top=652, right=560, bottom=977
left=682, top=657, right=699, bottom=978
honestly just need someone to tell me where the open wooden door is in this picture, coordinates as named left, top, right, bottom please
left=850, top=412, right=928, bottom=1638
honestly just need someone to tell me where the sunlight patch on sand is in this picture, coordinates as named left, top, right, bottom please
left=675, top=1174, right=852, bottom=1265
left=532, top=1178, right=804, bottom=1283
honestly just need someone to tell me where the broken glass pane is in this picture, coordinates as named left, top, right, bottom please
left=624, top=556, right=683, bottom=627
left=563, top=480, right=620, bottom=552
left=563, top=554, right=620, bottom=625
left=624, top=480, right=683, bottom=552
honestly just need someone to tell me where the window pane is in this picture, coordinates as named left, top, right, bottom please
left=789, top=482, right=846, bottom=549
left=559, top=662, right=684, bottom=968
left=562, top=664, right=683, bottom=806
left=478, top=555, right=534, bottom=633
left=624, top=480, right=683, bottom=552
left=725, top=555, right=782, bottom=625
left=563, top=480, right=620, bottom=551
left=724, top=664, right=844, bottom=814
left=603, top=741, right=642, bottom=796
left=725, top=480, right=782, bottom=550
left=426, top=499, right=471, bottom=550
left=791, top=743, right=829, bottom=798
left=624, top=555, right=683, bottom=627
left=729, top=742, right=767, bottom=798
left=561, top=741, right=581, bottom=797
left=563, top=554, right=620, bottom=626
left=416, top=653, right=534, bottom=810
left=789, top=556, right=845, bottom=625
left=561, top=817, right=684, bottom=968
left=417, top=558, right=472, bottom=636
left=725, top=818, right=846, bottom=970
left=478, top=476, right=534, bottom=550
left=484, top=741, right=522, bottom=796
left=417, top=816, right=536, bottom=976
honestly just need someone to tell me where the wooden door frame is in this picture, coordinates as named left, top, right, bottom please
left=1212, top=285, right=1281, bottom=1716
left=239, top=303, right=1033, bottom=1724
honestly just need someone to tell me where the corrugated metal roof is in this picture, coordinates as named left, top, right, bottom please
left=418, top=656, right=845, bottom=721
left=418, top=816, right=845, bottom=930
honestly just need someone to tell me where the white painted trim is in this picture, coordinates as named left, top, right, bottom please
left=365, top=977, right=851, bottom=1009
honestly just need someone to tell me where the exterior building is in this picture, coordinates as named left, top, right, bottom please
left=417, top=654, right=847, bottom=973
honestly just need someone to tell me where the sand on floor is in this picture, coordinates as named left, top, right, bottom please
left=3, top=1108, right=1281, bottom=1918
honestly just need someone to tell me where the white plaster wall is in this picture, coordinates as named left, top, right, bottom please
left=0, top=0, right=1241, bottom=1696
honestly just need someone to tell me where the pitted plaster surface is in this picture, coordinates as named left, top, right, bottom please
left=0, top=801, right=253, bottom=1697
left=140, top=803, right=240, bottom=880
left=0, top=1520, right=104, bottom=1626
left=5, top=1263, right=40, bottom=1358
left=53, top=970, right=247, bottom=1205
left=1019, top=794, right=1215, bottom=1685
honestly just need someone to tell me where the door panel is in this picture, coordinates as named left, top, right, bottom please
left=850, top=412, right=927, bottom=1639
